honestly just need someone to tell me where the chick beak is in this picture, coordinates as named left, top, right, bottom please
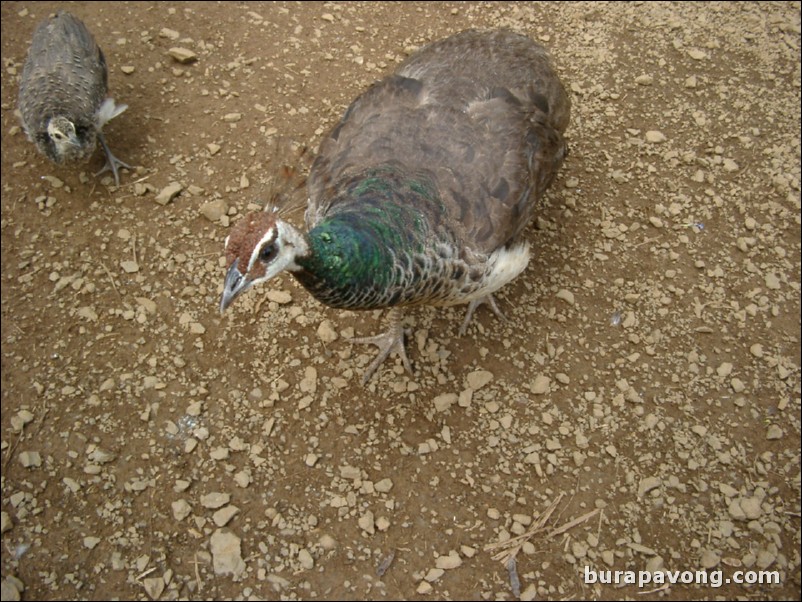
left=220, top=258, right=251, bottom=314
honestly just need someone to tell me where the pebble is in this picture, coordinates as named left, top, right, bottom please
left=83, top=536, right=101, bottom=549
left=201, top=492, right=230, bottom=509
left=358, top=510, right=375, bottom=534
left=317, top=320, right=338, bottom=343
left=530, top=375, right=551, bottom=395
left=433, top=393, right=456, bottom=412
left=700, top=549, right=720, bottom=569
left=424, top=568, right=444, bottom=583
left=120, top=260, right=139, bottom=273
left=555, top=289, right=575, bottom=305
left=298, top=549, right=314, bottom=570
left=764, top=273, right=781, bottom=290
left=0, top=513, right=11, bottom=534
left=200, top=199, right=228, bottom=222
left=1, top=578, right=23, bottom=602
left=716, top=362, right=733, bottom=377
left=210, top=529, right=245, bottom=576
left=18, top=451, right=41, bottom=468
left=213, top=505, right=240, bottom=527
left=374, top=478, right=393, bottom=493
left=160, top=27, right=180, bottom=40
left=266, top=290, right=292, bottom=304
left=637, top=476, right=661, bottom=497
left=222, top=113, right=243, bottom=123
left=435, top=551, right=462, bottom=569
left=171, top=500, right=192, bottom=521
left=143, top=577, right=165, bottom=600
left=466, top=369, right=493, bottom=390
left=645, top=130, right=666, bottom=143
left=766, top=425, right=783, bottom=440
left=730, top=378, right=745, bottom=393
left=168, top=47, right=198, bottom=64
left=154, top=182, right=183, bottom=205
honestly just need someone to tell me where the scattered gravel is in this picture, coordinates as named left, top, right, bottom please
left=1, top=2, right=799, bottom=601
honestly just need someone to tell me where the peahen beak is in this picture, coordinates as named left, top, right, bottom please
left=220, top=258, right=252, bottom=314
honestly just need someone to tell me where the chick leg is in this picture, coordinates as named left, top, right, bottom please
left=95, top=131, right=132, bottom=186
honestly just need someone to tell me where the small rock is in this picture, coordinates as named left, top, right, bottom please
left=0, top=512, right=11, bottom=534
left=358, top=511, right=375, bottom=535
left=765, top=424, right=783, bottom=440
left=435, top=551, right=462, bottom=569
left=700, top=549, right=720, bottom=569
left=298, top=549, right=314, bottom=570
left=160, top=27, right=180, bottom=40
left=222, top=113, right=242, bottom=123
left=154, top=182, right=183, bottom=205
left=687, top=49, right=706, bottom=60
left=374, top=478, right=393, bottom=493
left=213, top=505, right=240, bottom=527
left=635, top=74, right=653, bottom=85
left=120, top=260, right=139, bottom=273
left=1, top=578, right=23, bottom=602
left=764, top=273, right=781, bottom=290
left=200, top=199, right=228, bottom=222
left=645, top=130, right=666, bottom=143
left=555, top=289, right=574, bottom=305
left=201, top=492, right=230, bottom=509
left=530, top=375, right=551, bottom=395
left=18, top=451, right=41, bottom=468
left=168, top=47, right=198, bottom=64
left=83, top=536, right=101, bottom=549
left=739, top=497, right=762, bottom=520
left=266, top=290, right=292, bottom=304
left=317, top=320, right=338, bottom=343
left=171, top=500, right=192, bottom=521
left=716, top=362, right=733, bottom=377
left=210, top=529, right=245, bottom=576
left=638, top=476, right=661, bottom=497
left=466, top=369, right=494, bottom=390
left=143, top=576, right=165, bottom=600
left=433, top=393, right=457, bottom=412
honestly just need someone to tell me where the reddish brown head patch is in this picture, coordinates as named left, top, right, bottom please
left=225, top=211, right=278, bottom=275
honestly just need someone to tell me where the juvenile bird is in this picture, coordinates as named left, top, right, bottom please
left=220, top=29, right=570, bottom=383
left=18, top=11, right=130, bottom=186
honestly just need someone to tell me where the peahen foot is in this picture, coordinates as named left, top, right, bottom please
left=350, top=308, right=412, bottom=384
left=95, top=131, right=132, bottom=186
left=458, top=294, right=507, bottom=336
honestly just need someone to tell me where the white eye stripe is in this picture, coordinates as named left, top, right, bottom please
left=248, top=225, right=277, bottom=272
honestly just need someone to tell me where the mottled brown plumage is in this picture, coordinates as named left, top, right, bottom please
left=221, top=29, right=570, bottom=383
left=18, top=11, right=130, bottom=185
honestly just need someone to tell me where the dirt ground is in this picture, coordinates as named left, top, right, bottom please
left=1, top=2, right=800, bottom=600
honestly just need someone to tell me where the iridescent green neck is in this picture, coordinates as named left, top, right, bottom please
left=295, top=166, right=441, bottom=309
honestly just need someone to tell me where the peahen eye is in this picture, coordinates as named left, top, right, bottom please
left=259, top=243, right=278, bottom=263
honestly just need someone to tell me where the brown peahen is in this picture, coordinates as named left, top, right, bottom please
left=220, top=29, right=570, bottom=383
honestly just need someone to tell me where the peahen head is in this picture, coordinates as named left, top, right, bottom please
left=219, top=210, right=309, bottom=314
left=44, top=115, right=94, bottom=163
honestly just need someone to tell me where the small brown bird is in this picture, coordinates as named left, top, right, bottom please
left=220, top=30, right=570, bottom=383
left=18, top=11, right=130, bottom=186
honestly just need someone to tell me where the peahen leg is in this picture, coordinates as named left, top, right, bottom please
left=458, top=293, right=507, bottom=336
left=350, top=308, right=412, bottom=384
